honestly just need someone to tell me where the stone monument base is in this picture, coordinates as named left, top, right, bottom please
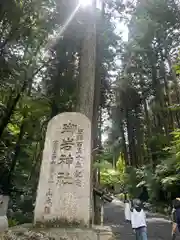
left=0, top=216, right=8, bottom=233
left=0, top=224, right=115, bottom=240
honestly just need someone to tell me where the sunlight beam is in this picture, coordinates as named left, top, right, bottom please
left=45, top=0, right=95, bottom=55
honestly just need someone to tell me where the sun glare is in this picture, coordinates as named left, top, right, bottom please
left=79, top=0, right=92, bottom=7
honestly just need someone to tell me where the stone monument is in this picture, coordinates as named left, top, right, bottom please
left=1, top=112, right=114, bottom=240
left=34, top=112, right=91, bottom=227
left=0, top=195, right=9, bottom=232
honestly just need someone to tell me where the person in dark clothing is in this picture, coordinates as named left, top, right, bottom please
left=171, top=197, right=180, bottom=240
left=124, top=191, right=128, bottom=202
left=138, top=186, right=149, bottom=203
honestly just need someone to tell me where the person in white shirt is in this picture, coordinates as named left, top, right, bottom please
left=131, top=199, right=148, bottom=240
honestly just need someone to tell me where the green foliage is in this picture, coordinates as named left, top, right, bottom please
left=106, top=0, right=180, bottom=211
left=101, top=168, right=121, bottom=186
left=94, top=152, right=121, bottom=186
left=8, top=218, right=19, bottom=227
left=94, top=152, right=125, bottom=187
left=149, top=134, right=170, bottom=160
left=116, top=153, right=126, bottom=175
left=174, top=57, right=180, bottom=75
left=125, top=129, right=180, bottom=203
left=124, top=166, right=142, bottom=198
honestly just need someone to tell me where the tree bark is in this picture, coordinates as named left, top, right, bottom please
left=76, top=1, right=96, bottom=121
left=143, top=99, right=153, bottom=165
left=119, top=119, right=129, bottom=165
left=0, top=82, right=27, bottom=139
left=92, top=0, right=104, bottom=225
left=76, top=0, right=97, bottom=225
left=134, top=107, right=144, bottom=166
left=126, top=110, right=137, bottom=166
left=7, top=120, right=25, bottom=191
left=167, top=55, right=180, bottom=104
left=161, top=59, right=174, bottom=132
left=139, top=76, right=152, bottom=165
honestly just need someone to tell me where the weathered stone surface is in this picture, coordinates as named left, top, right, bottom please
left=0, top=195, right=9, bottom=216
left=0, top=225, right=115, bottom=240
left=34, top=113, right=91, bottom=227
left=0, top=195, right=9, bottom=232
left=0, top=216, right=8, bottom=233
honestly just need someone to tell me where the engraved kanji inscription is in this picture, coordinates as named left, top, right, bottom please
left=61, top=122, right=77, bottom=134
left=46, top=196, right=52, bottom=206
left=56, top=172, right=73, bottom=185
left=74, top=170, right=83, bottom=178
left=51, top=140, right=58, bottom=164
left=75, top=160, right=82, bottom=168
left=45, top=188, right=52, bottom=207
left=46, top=188, right=52, bottom=197
left=48, top=165, right=55, bottom=183
left=76, top=154, right=83, bottom=161
left=58, top=153, right=73, bottom=167
left=76, top=142, right=83, bottom=154
left=60, top=137, right=74, bottom=151
left=76, top=128, right=84, bottom=141
left=75, top=178, right=82, bottom=187
left=44, top=206, right=50, bottom=214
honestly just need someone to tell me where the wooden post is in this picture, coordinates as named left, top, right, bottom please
left=100, top=200, right=104, bottom=226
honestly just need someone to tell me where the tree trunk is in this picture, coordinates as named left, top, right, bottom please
left=76, top=1, right=96, bottom=121
left=92, top=0, right=105, bottom=225
left=76, top=0, right=97, bottom=225
left=161, top=59, right=174, bottom=132
left=152, top=63, right=169, bottom=138
left=119, top=119, right=129, bottom=165
left=143, top=99, right=153, bottom=165
left=134, top=107, right=144, bottom=166
left=126, top=110, right=137, bottom=166
left=7, top=120, right=25, bottom=191
left=139, top=76, right=152, bottom=165
left=0, top=82, right=27, bottom=138
left=167, top=56, right=180, bottom=104
left=92, top=2, right=103, bottom=146
left=167, top=56, right=180, bottom=128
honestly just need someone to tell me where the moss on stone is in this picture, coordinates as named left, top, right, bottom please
left=0, top=230, right=55, bottom=240
left=34, top=218, right=88, bottom=229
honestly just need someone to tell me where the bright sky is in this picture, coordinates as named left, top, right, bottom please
left=79, top=0, right=93, bottom=7
left=79, top=0, right=102, bottom=9
left=116, top=22, right=128, bottom=42
left=79, top=0, right=129, bottom=42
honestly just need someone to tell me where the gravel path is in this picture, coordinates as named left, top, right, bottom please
left=104, top=198, right=180, bottom=240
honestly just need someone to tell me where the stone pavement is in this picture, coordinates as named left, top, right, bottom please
left=104, top=198, right=180, bottom=240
